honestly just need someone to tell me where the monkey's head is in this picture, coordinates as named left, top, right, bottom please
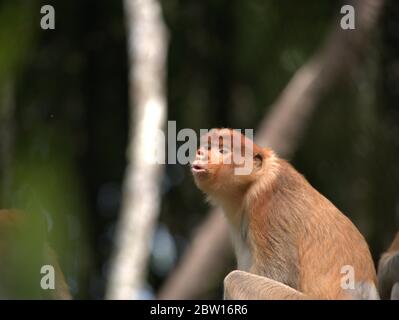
left=191, top=128, right=269, bottom=199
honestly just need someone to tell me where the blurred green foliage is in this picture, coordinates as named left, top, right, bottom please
left=0, top=1, right=36, bottom=85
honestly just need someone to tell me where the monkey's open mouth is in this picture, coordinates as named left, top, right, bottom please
left=191, top=163, right=207, bottom=173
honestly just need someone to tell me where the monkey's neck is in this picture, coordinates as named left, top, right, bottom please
left=241, top=160, right=302, bottom=288
left=210, top=191, right=250, bottom=269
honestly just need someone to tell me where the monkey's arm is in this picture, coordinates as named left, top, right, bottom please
left=391, top=283, right=399, bottom=300
left=224, top=270, right=308, bottom=300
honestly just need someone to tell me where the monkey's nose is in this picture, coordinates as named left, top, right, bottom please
left=196, top=148, right=206, bottom=159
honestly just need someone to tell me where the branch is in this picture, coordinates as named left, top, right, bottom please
left=158, top=0, right=384, bottom=299
left=158, top=209, right=233, bottom=299
left=106, top=0, right=168, bottom=299
left=256, top=0, right=384, bottom=154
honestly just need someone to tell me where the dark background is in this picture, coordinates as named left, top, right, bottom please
left=0, top=0, right=398, bottom=299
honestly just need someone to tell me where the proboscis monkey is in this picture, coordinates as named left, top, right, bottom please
left=0, top=209, right=71, bottom=299
left=191, top=128, right=378, bottom=300
left=378, top=232, right=399, bottom=300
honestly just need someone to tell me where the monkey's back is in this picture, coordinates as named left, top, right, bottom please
left=247, top=160, right=377, bottom=299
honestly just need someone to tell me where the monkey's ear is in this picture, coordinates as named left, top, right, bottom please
left=254, top=153, right=263, bottom=169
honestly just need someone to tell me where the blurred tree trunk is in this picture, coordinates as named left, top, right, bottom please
left=158, top=0, right=384, bottom=299
left=106, top=0, right=168, bottom=299
left=0, top=80, right=15, bottom=207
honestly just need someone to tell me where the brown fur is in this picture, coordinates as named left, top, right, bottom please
left=192, top=129, right=377, bottom=299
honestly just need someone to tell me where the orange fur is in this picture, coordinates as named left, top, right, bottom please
left=192, top=129, right=377, bottom=299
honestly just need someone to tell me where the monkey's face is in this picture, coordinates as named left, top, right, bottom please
left=191, top=129, right=263, bottom=197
